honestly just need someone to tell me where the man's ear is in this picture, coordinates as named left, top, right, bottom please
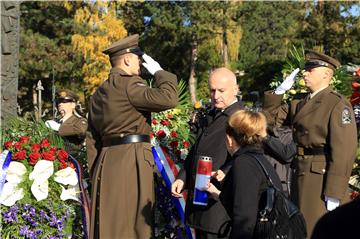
left=124, top=55, right=131, bottom=66
left=234, top=84, right=240, bottom=96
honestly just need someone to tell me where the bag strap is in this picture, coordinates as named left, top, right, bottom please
left=248, top=153, right=276, bottom=188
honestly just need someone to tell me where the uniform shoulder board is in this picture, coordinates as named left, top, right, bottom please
left=329, top=90, right=342, bottom=99
left=341, top=107, right=352, bottom=124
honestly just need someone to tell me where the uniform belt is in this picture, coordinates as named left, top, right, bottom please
left=102, top=134, right=150, bottom=147
left=297, top=146, right=328, bottom=156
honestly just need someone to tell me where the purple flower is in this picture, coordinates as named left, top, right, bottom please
left=3, top=205, right=19, bottom=224
left=56, top=217, right=64, bottom=232
left=29, top=207, right=36, bottom=217
left=19, top=226, right=30, bottom=236
left=23, top=203, right=31, bottom=210
left=26, top=230, right=37, bottom=239
left=40, top=209, right=49, bottom=222
left=49, top=213, right=58, bottom=227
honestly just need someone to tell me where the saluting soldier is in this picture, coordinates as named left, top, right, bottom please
left=264, top=50, right=357, bottom=237
left=45, top=89, right=87, bottom=155
left=86, top=34, right=178, bottom=239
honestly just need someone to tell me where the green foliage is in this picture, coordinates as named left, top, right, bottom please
left=1, top=116, right=64, bottom=150
left=19, top=1, right=84, bottom=115
left=300, top=1, right=360, bottom=65
left=237, top=1, right=304, bottom=94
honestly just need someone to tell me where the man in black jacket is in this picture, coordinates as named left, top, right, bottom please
left=171, top=67, right=244, bottom=238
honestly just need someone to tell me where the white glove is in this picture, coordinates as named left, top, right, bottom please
left=274, top=68, right=300, bottom=95
left=142, top=53, right=163, bottom=75
left=45, top=120, right=60, bottom=131
left=325, top=196, right=340, bottom=211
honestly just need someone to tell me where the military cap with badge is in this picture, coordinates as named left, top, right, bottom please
left=304, top=50, right=341, bottom=71
left=102, top=34, right=163, bottom=76
left=55, top=89, right=79, bottom=104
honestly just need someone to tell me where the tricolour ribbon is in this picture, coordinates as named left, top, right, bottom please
left=69, top=155, right=91, bottom=239
left=152, top=145, right=195, bottom=239
left=0, top=150, right=12, bottom=196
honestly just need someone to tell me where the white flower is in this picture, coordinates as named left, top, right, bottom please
left=29, top=160, right=54, bottom=184
left=54, top=167, right=78, bottom=186
left=31, top=180, right=49, bottom=201
left=60, top=184, right=80, bottom=202
left=0, top=182, right=24, bottom=206
left=6, top=161, right=27, bottom=184
left=29, top=160, right=54, bottom=201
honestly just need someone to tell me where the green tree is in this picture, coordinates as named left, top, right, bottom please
left=299, top=1, right=360, bottom=64
left=19, top=1, right=82, bottom=116
left=68, top=0, right=128, bottom=94
left=236, top=1, right=304, bottom=95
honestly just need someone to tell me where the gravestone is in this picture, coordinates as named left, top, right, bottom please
left=1, top=1, right=20, bottom=126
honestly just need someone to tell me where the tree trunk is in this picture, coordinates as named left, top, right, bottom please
left=223, top=30, right=229, bottom=67
left=189, top=41, right=198, bottom=104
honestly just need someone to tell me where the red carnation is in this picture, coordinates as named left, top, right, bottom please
left=167, top=114, right=173, bottom=119
left=4, top=141, right=13, bottom=149
left=40, top=139, right=50, bottom=148
left=57, top=149, right=69, bottom=162
left=31, top=143, right=41, bottom=152
left=69, top=162, right=75, bottom=169
left=59, top=162, right=68, bottom=170
left=356, top=68, right=360, bottom=77
left=29, top=152, right=41, bottom=166
left=49, top=147, right=56, bottom=156
left=160, top=119, right=171, bottom=126
left=183, top=141, right=190, bottom=148
left=14, top=142, right=22, bottom=151
left=151, top=119, right=158, bottom=125
left=42, top=151, right=55, bottom=161
left=175, top=150, right=181, bottom=157
left=13, top=150, right=27, bottom=161
left=170, top=140, right=178, bottom=149
left=149, top=132, right=153, bottom=140
left=170, top=131, right=178, bottom=138
left=156, top=130, right=167, bottom=140
left=19, top=136, right=30, bottom=145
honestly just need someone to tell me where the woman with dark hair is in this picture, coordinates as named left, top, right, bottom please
left=207, top=110, right=282, bottom=239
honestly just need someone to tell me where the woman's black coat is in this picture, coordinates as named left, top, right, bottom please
left=220, top=144, right=282, bottom=239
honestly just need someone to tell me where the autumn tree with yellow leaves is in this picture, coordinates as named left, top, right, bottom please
left=65, top=0, right=127, bottom=94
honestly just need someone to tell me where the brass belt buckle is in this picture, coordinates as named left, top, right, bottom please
left=297, top=147, right=304, bottom=156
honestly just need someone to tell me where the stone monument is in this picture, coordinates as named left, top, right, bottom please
left=1, top=1, right=20, bottom=126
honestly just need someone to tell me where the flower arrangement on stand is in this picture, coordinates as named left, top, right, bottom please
left=0, top=118, right=85, bottom=239
left=151, top=80, right=195, bottom=238
left=152, top=108, right=193, bottom=239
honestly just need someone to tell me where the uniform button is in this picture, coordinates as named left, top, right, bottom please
left=322, top=169, right=326, bottom=173
left=305, top=130, right=309, bottom=134
left=293, top=128, right=296, bottom=132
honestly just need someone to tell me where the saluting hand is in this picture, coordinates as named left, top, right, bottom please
left=142, top=53, right=163, bottom=75
left=171, top=179, right=184, bottom=198
left=45, top=120, right=60, bottom=131
left=275, top=68, right=300, bottom=95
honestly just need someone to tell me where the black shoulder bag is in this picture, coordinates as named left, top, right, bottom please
left=251, top=154, right=307, bottom=239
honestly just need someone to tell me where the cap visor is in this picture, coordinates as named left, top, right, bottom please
left=130, top=47, right=144, bottom=56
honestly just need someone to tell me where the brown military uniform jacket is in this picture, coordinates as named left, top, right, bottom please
left=58, top=115, right=87, bottom=155
left=86, top=67, right=177, bottom=239
left=264, top=87, right=357, bottom=236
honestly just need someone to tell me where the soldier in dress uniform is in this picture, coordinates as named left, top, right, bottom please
left=86, top=34, right=178, bottom=239
left=45, top=89, right=87, bottom=155
left=263, top=50, right=357, bottom=237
